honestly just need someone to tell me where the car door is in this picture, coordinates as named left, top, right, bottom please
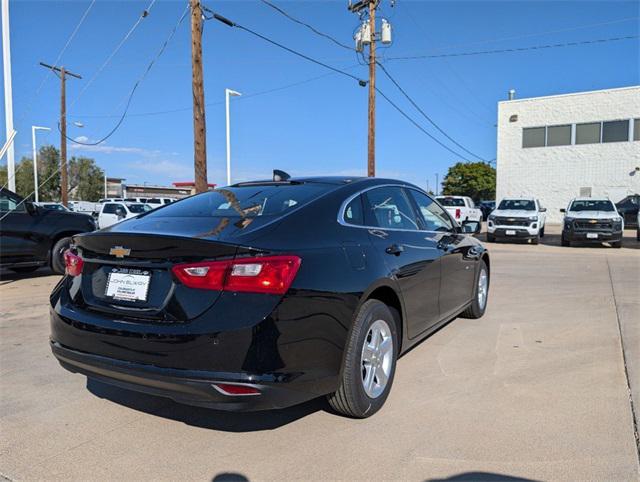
left=0, top=191, right=41, bottom=262
left=363, top=186, right=441, bottom=338
left=409, top=191, right=478, bottom=320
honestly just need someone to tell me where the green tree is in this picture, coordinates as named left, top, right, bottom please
left=0, top=145, right=103, bottom=202
left=441, top=162, right=496, bottom=202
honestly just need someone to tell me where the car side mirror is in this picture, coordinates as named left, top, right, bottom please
left=462, top=221, right=479, bottom=234
left=560, top=208, right=566, bottom=213
left=539, top=207, right=547, bottom=213
left=116, top=208, right=126, bottom=219
left=25, top=201, right=38, bottom=215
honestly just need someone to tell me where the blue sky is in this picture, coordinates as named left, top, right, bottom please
left=2, top=0, right=639, bottom=191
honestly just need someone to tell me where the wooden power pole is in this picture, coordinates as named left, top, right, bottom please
left=39, top=62, right=81, bottom=207
left=367, top=1, right=376, bottom=178
left=190, top=0, right=208, bottom=194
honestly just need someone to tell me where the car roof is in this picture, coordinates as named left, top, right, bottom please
left=570, top=197, right=612, bottom=202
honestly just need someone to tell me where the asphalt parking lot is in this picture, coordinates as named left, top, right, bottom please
left=1, top=226, right=638, bottom=481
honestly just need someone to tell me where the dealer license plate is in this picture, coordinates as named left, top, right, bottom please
left=586, top=232, right=598, bottom=239
left=105, top=270, right=150, bottom=301
left=505, top=230, right=516, bottom=236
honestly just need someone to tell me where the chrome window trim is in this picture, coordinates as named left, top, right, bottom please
left=337, top=184, right=457, bottom=235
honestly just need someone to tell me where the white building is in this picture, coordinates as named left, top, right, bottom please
left=496, top=86, right=640, bottom=223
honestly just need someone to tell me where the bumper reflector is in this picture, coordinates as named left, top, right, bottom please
left=212, top=383, right=261, bottom=396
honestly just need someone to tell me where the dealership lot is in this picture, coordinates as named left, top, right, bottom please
left=1, top=227, right=638, bottom=481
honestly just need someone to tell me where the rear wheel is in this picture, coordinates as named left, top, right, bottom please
left=327, top=299, right=398, bottom=418
left=460, top=259, right=489, bottom=319
left=51, top=237, right=72, bottom=274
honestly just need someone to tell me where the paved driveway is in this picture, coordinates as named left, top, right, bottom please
left=1, top=227, right=638, bottom=481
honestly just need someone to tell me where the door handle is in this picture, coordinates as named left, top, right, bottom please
left=385, top=244, right=404, bottom=256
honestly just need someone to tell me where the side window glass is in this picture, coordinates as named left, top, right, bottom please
left=103, top=203, right=117, bottom=214
left=364, top=187, right=419, bottom=231
left=343, top=195, right=364, bottom=226
left=0, top=193, right=25, bottom=213
left=408, top=189, right=454, bottom=232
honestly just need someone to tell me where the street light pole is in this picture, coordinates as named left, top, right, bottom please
left=2, top=0, right=15, bottom=191
left=225, top=88, right=241, bottom=186
left=31, top=126, right=51, bottom=203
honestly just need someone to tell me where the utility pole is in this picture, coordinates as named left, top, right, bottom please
left=435, top=173, right=439, bottom=196
left=39, top=62, right=81, bottom=207
left=190, top=0, right=208, bottom=193
left=350, top=1, right=393, bottom=178
left=2, top=0, right=15, bottom=192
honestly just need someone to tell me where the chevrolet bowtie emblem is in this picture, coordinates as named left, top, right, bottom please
left=109, top=246, right=131, bottom=258
left=588, top=219, right=597, bottom=224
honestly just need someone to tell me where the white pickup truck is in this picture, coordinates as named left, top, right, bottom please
left=560, top=198, right=624, bottom=248
left=435, top=196, right=483, bottom=233
left=487, top=198, right=547, bottom=244
left=97, top=202, right=152, bottom=229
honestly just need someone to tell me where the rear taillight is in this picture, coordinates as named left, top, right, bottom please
left=172, top=255, right=301, bottom=295
left=64, top=250, right=84, bottom=277
left=455, top=208, right=461, bottom=219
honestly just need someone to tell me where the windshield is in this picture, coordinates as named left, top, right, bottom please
left=569, top=200, right=615, bottom=212
left=437, top=197, right=465, bottom=207
left=145, top=184, right=332, bottom=219
left=127, top=203, right=149, bottom=213
left=498, top=199, right=536, bottom=211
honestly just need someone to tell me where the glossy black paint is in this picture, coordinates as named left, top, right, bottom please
left=50, top=177, right=489, bottom=411
left=615, top=194, right=639, bottom=228
left=0, top=188, right=96, bottom=270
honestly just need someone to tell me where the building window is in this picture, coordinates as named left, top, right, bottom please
left=576, top=122, right=601, bottom=145
left=602, top=120, right=629, bottom=143
left=634, top=119, right=640, bottom=141
left=522, top=127, right=545, bottom=148
left=546, top=125, right=571, bottom=146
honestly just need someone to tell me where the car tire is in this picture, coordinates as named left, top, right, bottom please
left=10, top=266, right=39, bottom=274
left=561, top=233, right=570, bottom=247
left=486, top=233, right=495, bottom=243
left=540, top=226, right=545, bottom=238
left=51, top=237, right=72, bottom=274
left=531, top=234, right=540, bottom=245
left=460, top=259, right=489, bottom=319
left=327, top=299, right=398, bottom=418
left=637, top=230, right=640, bottom=241
left=611, top=240, right=622, bottom=248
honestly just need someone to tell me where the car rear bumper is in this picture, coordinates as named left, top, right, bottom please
left=51, top=340, right=321, bottom=411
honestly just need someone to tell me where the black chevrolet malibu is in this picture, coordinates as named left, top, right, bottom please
left=50, top=175, right=490, bottom=418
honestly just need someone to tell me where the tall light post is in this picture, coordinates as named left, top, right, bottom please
left=31, top=126, right=51, bottom=202
left=2, top=0, right=15, bottom=191
left=225, top=88, right=242, bottom=186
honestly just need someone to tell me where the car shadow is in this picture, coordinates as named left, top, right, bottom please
left=0, top=267, right=57, bottom=285
left=86, top=378, right=327, bottom=432
left=427, top=473, right=540, bottom=481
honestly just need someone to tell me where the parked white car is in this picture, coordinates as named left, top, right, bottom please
left=560, top=198, right=624, bottom=248
left=97, top=202, right=152, bottom=229
left=124, top=197, right=149, bottom=204
left=35, top=202, right=70, bottom=212
left=68, top=200, right=100, bottom=214
left=435, top=196, right=482, bottom=232
left=487, top=198, right=547, bottom=244
left=98, top=198, right=124, bottom=203
left=145, top=197, right=176, bottom=209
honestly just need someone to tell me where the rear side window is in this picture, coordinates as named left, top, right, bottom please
left=437, top=197, right=465, bottom=207
left=343, top=195, right=364, bottom=226
left=410, top=190, right=454, bottom=232
left=103, top=203, right=118, bottom=214
left=146, top=184, right=332, bottom=219
left=364, top=187, right=419, bottom=231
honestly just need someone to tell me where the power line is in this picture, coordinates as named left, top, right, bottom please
left=68, top=0, right=157, bottom=112
left=375, top=87, right=472, bottom=162
left=259, top=0, right=353, bottom=51
left=376, top=61, right=488, bottom=161
left=388, top=35, right=639, bottom=61
left=206, top=9, right=367, bottom=86
left=63, top=4, right=190, bottom=147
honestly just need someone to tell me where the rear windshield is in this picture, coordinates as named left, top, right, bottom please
left=127, top=203, right=150, bottom=213
left=145, top=184, right=331, bottom=218
left=437, top=197, right=465, bottom=207
left=569, top=200, right=614, bottom=212
left=498, top=199, right=536, bottom=211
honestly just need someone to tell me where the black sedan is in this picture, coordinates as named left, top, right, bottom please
left=50, top=175, right=490, bottom=418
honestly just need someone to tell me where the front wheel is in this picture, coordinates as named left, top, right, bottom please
left=460, top=259, right=489, bottom=319
left=540, top=226, right=545, bottom=238
left=327, top=299, right=398, bottom=418
left=51, top=237, right=72, bottom=274
left=561, top=233, right=570, bottom=247
left=611, top=240, right=622, bottom=248
left=486, top=233, right=495, bottom=243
